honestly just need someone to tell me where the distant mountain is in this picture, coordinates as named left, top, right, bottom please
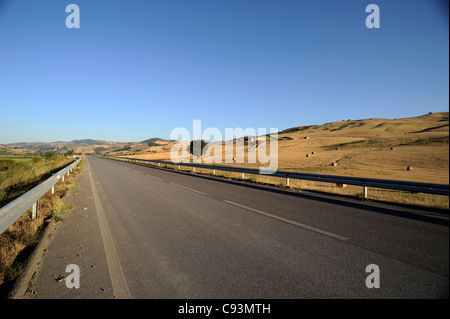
left=70, top=139, right=103, bottom=145
left=141, top=138, right=163, bottom=144
left=6, top=142, right=55, bottom=151
left=4, top=139, right=132, bottom=155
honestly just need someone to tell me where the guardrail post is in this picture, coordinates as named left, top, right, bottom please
left=51, top=185, right=55, bottom=195
left=193, top=167, right=195, bottom=173
left=213, top=169, right=215, bottom=175
left=31, top=201, right=39, bottom=219
left=286, top=175, right=290, bottom=186
left=241, top=172, right=245, bottom=179
left=363, top=186, right=368, bottom=199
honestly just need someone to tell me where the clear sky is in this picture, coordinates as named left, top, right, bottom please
left=0, top=0, right=448, bottom=143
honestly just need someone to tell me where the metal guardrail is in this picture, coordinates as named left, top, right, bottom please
left=116, top=157, right=449, bottom=197
left=0, top=157, right=83, bottom=235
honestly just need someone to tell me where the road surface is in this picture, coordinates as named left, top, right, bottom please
left=26, top=156, right=448, bottom=299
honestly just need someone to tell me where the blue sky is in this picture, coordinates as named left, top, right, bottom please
left=0, top=0, right=448, bottom=143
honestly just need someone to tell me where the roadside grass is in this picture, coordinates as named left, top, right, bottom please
left=0, top=155, right=74, bottom=208
left=0, top=157, right=84, bottom=293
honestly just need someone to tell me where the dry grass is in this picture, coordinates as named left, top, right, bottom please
left=0, top=158, right=84, bottom=291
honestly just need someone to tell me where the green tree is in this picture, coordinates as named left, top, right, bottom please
left=45, top=151, right=57, bottom=160
left=189, top=140, right=207, bottom=158
left=65, top=149, right=75, bottom=157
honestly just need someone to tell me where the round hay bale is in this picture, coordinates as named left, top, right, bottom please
left=331, top=162, right=337, bottom=167
left=312, top=151, right=316, bottom=155
left=304, top=136, right=309, bottom=139
left=390, top=147, right=394, bottom=150
left=407, top=166, right=412, bottom=171
left=306, top=154, right=310, bottom=157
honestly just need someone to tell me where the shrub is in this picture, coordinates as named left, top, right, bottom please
left=0, top=160, right=14, bottom=171
left=44, top=151, right=57, bottom=160
left=31, top=156, right=44, bottom=164
left=147, top=142, right=159, bottom=147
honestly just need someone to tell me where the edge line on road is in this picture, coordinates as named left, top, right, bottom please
left=223, top=200, right=349, bottom=241
left=87, top=159, right=132, bottom=299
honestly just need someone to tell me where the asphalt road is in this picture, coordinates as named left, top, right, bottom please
left=27, top=156, right=448, bottom=299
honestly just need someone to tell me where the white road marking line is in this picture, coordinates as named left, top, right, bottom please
left=124, top=165, right=162, bottom=181
left=147, top=175, right=163, bottom=181
left=170, top=182, right=206, bottom=195
left=87, top=160, right=132, bottom=299
left=223, top=200, right=349, bottom=241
